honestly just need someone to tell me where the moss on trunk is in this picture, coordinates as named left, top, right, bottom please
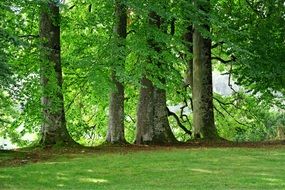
left=39, top=1, right=76, bottom=146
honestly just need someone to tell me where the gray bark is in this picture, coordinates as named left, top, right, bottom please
left=136, top=77, right=155, bottom=144
left=106, top=0, right=127, bottom=143
left=39, top=0, right=75, bottom=146
left=136, top=12, right=176, bottom=145
left=136, top=77, right=176, bottom=144
left=106, top=72, right=126, bottom=143
left=192, top=0, right=218, bottom=139
left=153, top=87, right=176, bottom=143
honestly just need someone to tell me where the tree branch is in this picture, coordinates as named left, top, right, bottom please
left=69, top=5, right=76, bottom=9
left=213, top=97, right=250, bottom=127
left=227, top=63, right=237, bottom=93
left=213, top=96, right=239, bottom=109
left=212, top=41, right=224, bottom=49
left=18, top=34, right=40, bottom=39
left=127, top=29, right=136, bottom=35
left=167, top=107, right=192, bottom=136
left=88, top=4, right=92, bottom=12
left=125, top=114, right=135, bottom=123
left=214, top=105, right=225, bottom=118
left=170, top=18, right=175, bottom=36
left=212, top=55, right=236, bottom=64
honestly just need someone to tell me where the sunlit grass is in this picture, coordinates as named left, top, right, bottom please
left=1, top=147, right=285, bottom=189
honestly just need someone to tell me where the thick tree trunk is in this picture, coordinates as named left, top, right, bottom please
left=136, top=12, right=176, bottom=145
left=106, top=72, right=126, bottom=143
left=192, top=0, right=218, bottom=139
left=106, top=0, right=127, bottom=143
left=153, top=87, right=176, bottom=143
left=39, top=1, right=76, bottom=146
left=136, top=78, right=176, bottom=144
left=136, top=77, right=155, bottom=144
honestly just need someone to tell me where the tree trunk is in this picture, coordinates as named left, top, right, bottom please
left=106, top=72, right=126, bottom=143
left=136, top=11, right=176, bottom=145
left=183, top=25, right=194, bottom=88
left=192, top=0, right=218, bottom=139
left=106, top=0, right=127, bottom=143
left=153, top=87, right=176, bottom=143
left=39, top=0, right=76, bottom=146
left=136, top=78, right=176, bottom=144
left=136, top=77, right=155, bottom=144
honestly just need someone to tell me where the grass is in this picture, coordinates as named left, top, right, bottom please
left=1, top=146, right=285, bottom=190
left=0, top=150, right=26, bottom=162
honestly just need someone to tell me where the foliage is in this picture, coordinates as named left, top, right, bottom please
left=212, top=0, right=285, bottom=100
left=214, top=92, right=275, bottom=142
left=0, top=0, right=284, bottom=146
left=0, top=0, right=41, bottom=146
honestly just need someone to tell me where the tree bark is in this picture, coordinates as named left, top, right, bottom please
left=106, top=72, right=126, bottom=143
left=183, top=25, right=194, bottom=88
left=153, top=86, right=176, bottom=143
left=39, top=0, right=76, bottom=146
left=136, top=11, right=176, bottom=145
left=106, top=0, right=127, bottom=143
left=192, top=0, right=218, bottom=139
left=136, top=77, right=155, bottom=144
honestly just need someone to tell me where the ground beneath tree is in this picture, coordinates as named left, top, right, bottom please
left=1, top=140, right=284, bottom=168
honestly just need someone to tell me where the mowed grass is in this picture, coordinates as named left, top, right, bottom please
left=1, top=147, right=285, bottom=190
left=0, top=150, right=27, bottom=163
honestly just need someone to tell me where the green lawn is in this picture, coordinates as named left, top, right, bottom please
left=1, top=147, right=285, bottom=190
left=0, top=150, right=26, bottom=163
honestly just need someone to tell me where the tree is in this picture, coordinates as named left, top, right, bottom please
left=39, top=0, right=76, bottom=146
left=136, top=10, right=177, bottom=144
left=0, top=0, right=19, bottom=136
left=1, top=0, right=283, bottom=146
left=0, top=0, right=15, bottom=88
left=106, top=0, right=127, bottom=144
left=212, top=0, right=285, bottom=102
left=192, top=0, right=218, bottom=139
left=236, top=1, right=285, bottom=95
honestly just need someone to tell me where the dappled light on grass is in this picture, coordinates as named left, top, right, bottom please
left=262, top=178, right=283, bottom=183
left=43, top=161, right=69, bottom=165
left=272, top=153, right=285, bottom=156
left=56, top=175, right=69, bottom=181
left=1, top=147, right=285, bottom=189
left=79, top=177, right=108, bottom=184
left=261, top=178, right=285, bottom=188
left=0, top=175, right=12, bottom=179
left=57, top=184, right=65, bottom=187
left=258, top=173, right=270, bottom=176
left=190, top=168, right=218, bottom=174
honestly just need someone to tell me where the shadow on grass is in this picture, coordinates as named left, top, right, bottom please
left=0, top=166, right=110, bottom=189
left=1, top=147, right=285, bottom=189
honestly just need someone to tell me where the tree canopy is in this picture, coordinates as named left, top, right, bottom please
left=0, top=0, right=284, bottom=148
